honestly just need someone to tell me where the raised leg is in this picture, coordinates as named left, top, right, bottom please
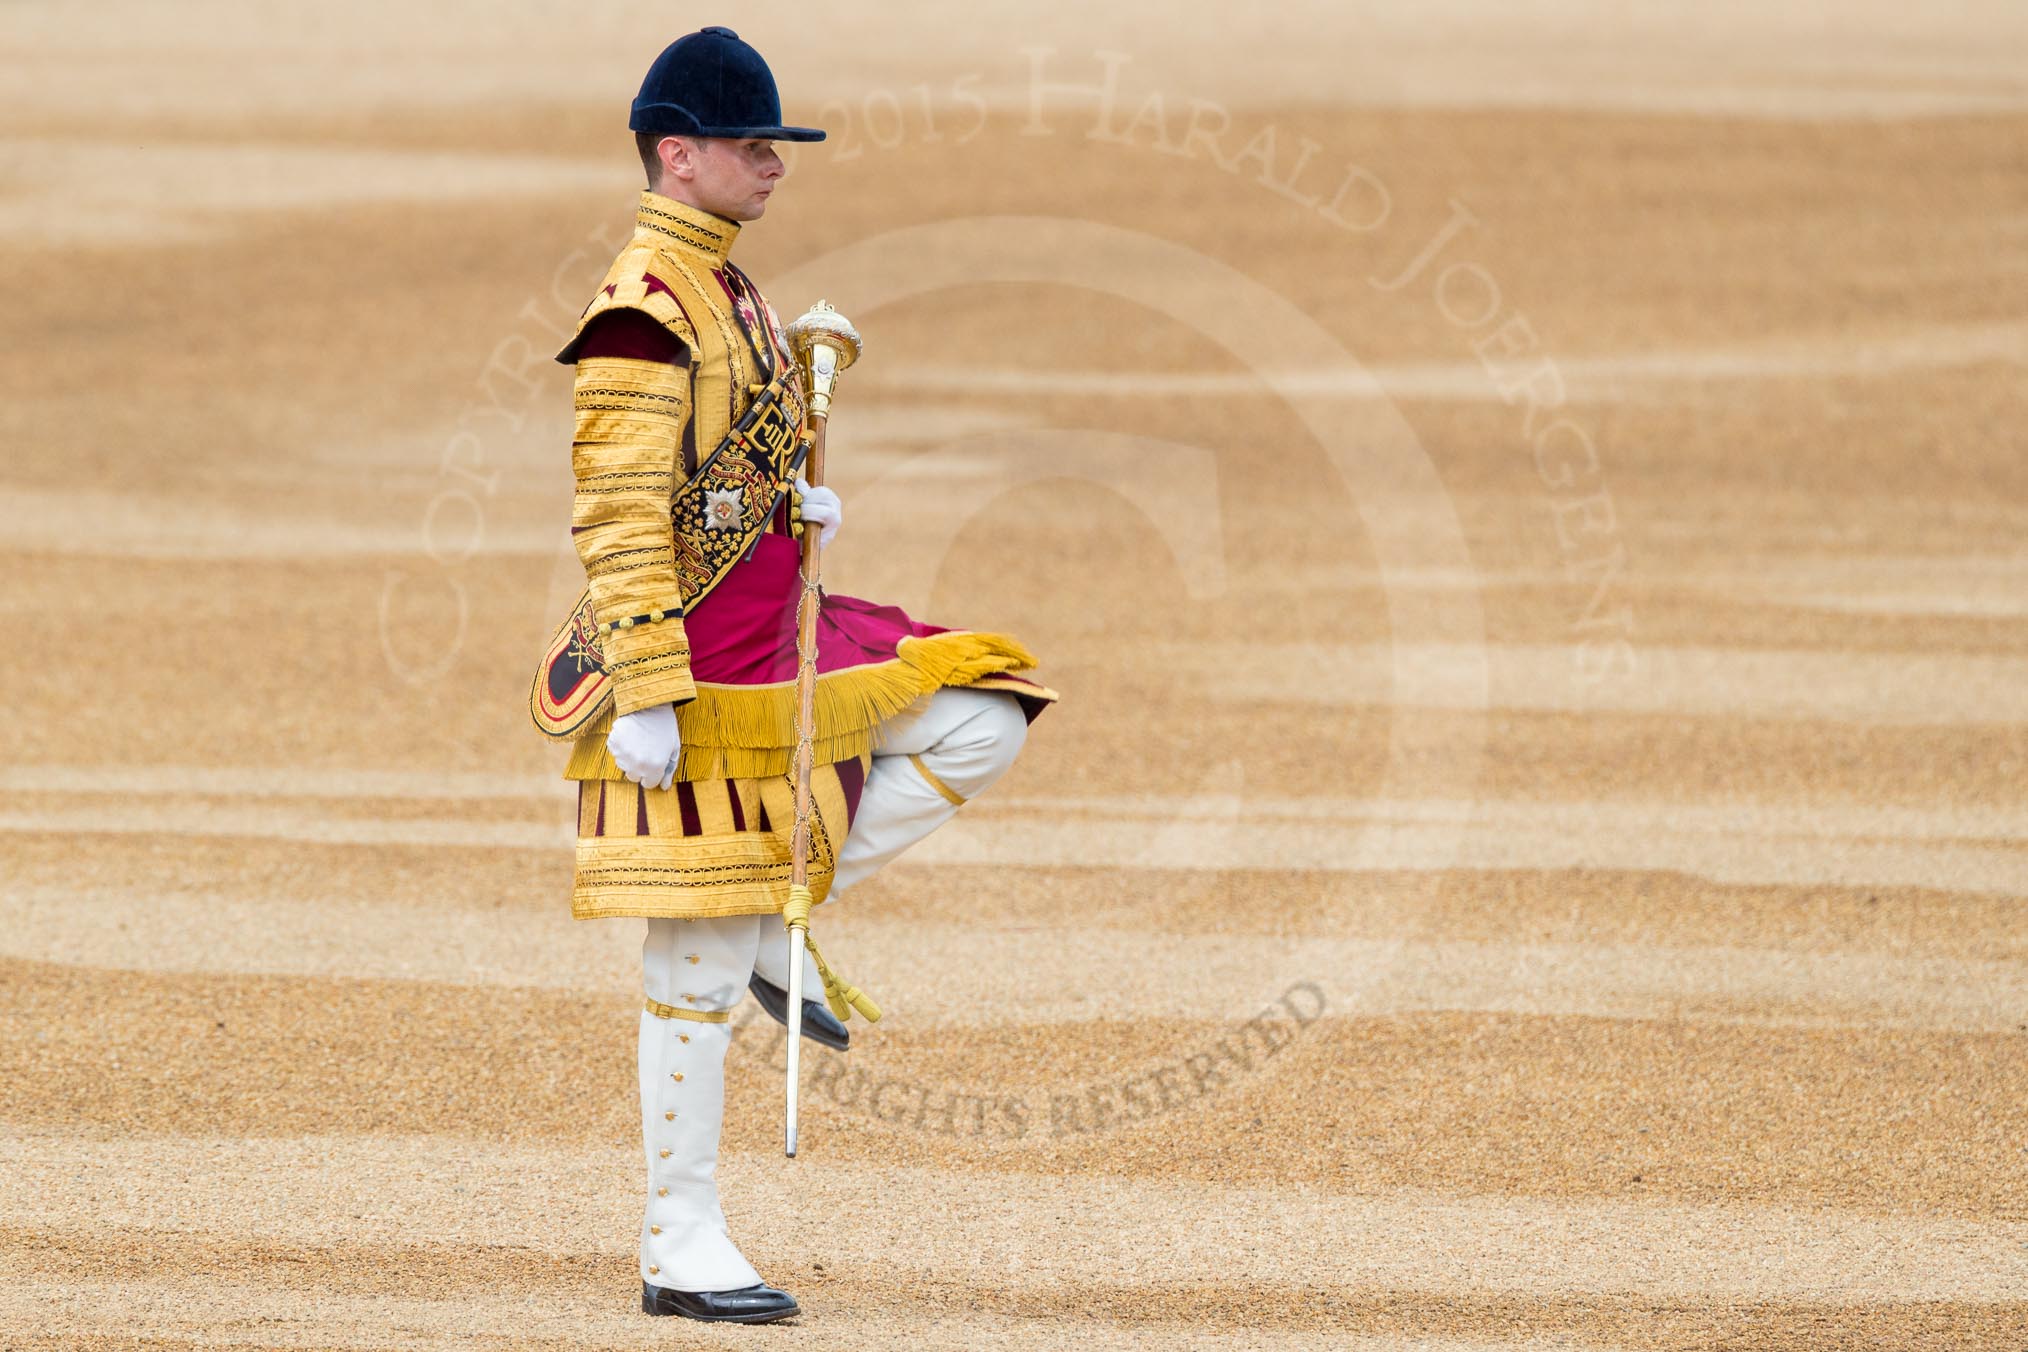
left=751, top=687, right=1028, bottom=991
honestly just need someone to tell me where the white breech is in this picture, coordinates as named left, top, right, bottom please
left=751, top=687, right=1029, bottom=992
left=639, top=911, right=765, bottom=1292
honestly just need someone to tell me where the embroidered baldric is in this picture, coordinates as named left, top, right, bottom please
left=670, top=364, right=809, bottom=608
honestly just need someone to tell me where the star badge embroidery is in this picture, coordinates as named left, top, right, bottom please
left=704, top=486, right=743, bottom=531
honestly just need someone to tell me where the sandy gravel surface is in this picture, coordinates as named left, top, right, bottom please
left=3, top=3, right=2025, bottom=1348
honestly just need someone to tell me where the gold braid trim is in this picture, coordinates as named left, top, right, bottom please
left=662, top=251, right=749, bottom=427
left=562, top=630, right=1040, bottom=781
left=569, top=354, right=696, bottom=713
left=634, top=198, right=736, bottom=259
left=907, top=754, right=968, bottom=806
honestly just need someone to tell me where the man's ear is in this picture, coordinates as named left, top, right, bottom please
left=658, top=136, right=695, bottom=184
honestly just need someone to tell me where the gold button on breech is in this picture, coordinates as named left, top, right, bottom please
left=659, top=1149, right=671, bottom=1158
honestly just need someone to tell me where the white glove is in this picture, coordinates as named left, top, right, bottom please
left=794, top=476, right=841, bottom=548
left=607, top=702, right=680, bottom=791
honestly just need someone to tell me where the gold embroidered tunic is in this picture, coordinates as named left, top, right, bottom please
left=531, top=193, right=1058, bottom=920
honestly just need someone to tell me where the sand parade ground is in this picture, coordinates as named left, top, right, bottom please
left=2, top=3, right=2025, bottom=1347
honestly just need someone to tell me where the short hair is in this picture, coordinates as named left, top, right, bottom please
left=635, top=131, right=662, bottom=188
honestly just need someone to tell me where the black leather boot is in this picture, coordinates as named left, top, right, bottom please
left=748, top=972, right=850, bottom=1051
left=642, top=1280, right=800, bottom=1323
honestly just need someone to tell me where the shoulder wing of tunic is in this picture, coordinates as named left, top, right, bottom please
left=572, top=307, right=687, bottom=364
left=556, top=243, right=699, bottom=365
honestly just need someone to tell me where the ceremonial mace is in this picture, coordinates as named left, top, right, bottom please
left=782, top=300, right=864, bottom=1157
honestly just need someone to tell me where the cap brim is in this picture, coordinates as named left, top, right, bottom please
left=700, top=124, right=827, bottom=143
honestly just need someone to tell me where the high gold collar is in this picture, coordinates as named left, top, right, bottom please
left=634, top=191, right=739, bottom=265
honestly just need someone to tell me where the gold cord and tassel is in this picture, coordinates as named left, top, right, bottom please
left=781, top=883, right=880, bottom=1024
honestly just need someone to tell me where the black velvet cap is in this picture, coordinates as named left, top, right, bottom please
left=629, top=26, right=825, bottom=142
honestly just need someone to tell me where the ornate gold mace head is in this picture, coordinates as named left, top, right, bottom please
left=786, top=300, right=862, bottom=421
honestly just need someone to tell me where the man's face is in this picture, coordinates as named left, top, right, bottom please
left=673, top=136, right=785, bottom=221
